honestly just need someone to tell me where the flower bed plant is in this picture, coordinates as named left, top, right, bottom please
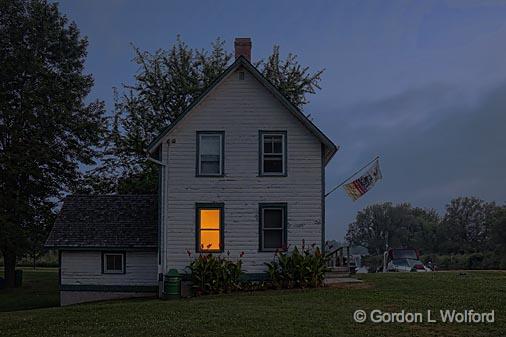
left=185, top=251, right=243, bottom=295
left=265, top=243, right=329, bottom=289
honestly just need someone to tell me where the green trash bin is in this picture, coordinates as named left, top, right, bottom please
left=163, top=269, right=181, bottom=299
left=14, top=270, right=23, bottom=288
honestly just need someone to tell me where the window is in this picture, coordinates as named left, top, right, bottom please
left=102, top=253, right=125, bottom=274
left=259, top=203, right=287, bottom=251
left=197, top=132, right=224, bottom=176
left=259, top=131, right=286, bottom=176
left=196, top=203, right=224, bottom=252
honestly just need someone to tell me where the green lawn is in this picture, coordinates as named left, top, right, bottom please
left=0, top=270, right=505, bottom=337
left=0, top=268, right=59, bottom=312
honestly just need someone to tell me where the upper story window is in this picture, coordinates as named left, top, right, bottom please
left=259, top=131, right=287, bottom=176
left=197, top=131, right=224, bottom=176
left=102, top=252, right=125, bottom=274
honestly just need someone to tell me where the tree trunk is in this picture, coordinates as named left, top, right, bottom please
left=3, top=251, right=16, bottom=288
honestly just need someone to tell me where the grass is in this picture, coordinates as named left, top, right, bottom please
left=0, top=270, right=505, bottom=337
left=0, top=268, right=59, bottom=312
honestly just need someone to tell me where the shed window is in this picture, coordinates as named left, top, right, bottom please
left=197, top=132, right=224, bottom=176
left=259, top=203, right=287, bottom=251
left=196, top=204, right=224, bottom=252
left=103, top=253, right=125, bottom=274
left=260, top=132, right=286, bottom=176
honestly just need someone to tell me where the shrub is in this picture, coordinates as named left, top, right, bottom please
left=264, top=245, right=328, bottom=289
left=421, top=252, right=506, bottom=270
left=185, top=251, right=243, bottom=295
left=361, top=255, right=383, bottom=273
left=238, top=280, right=270, bottom=292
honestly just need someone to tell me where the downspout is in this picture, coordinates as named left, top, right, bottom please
left=146, top=156, right=164, bottom=166
left=146, top=147, right=166, bottom=294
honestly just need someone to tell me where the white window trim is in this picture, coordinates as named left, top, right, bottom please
left=197, top=132, right=224, bottom=176
left=103, top=253, right=125, bottom=274
left=260, top=132, right=286, bottom=176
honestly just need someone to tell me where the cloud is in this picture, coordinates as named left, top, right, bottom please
left=324, top=80, right=506, bottom=240
left=342, top=83, right=473, bottom=130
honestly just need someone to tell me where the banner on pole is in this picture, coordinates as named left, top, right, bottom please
left=343, top=160, right=382, bottom=201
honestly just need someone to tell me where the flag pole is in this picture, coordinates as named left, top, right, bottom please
left=324, top=155, right=380, bottom=198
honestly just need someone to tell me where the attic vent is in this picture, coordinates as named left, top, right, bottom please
left=238, top=71, right=245, bottom=80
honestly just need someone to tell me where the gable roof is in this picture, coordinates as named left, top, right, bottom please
left=147, top=56, right=339, bottom=165
left=45, top=195, right=157, bottom=249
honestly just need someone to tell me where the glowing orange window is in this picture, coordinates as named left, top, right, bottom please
left=197, top=206, right=223, bottom=252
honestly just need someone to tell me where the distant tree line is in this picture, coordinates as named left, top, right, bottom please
left=346, top=197, right=506, bottom=259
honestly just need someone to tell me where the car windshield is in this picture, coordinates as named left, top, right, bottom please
left=392, top=249, right=418, bottom=259
left=392, top=259, right=410, bottom=267
left=406, top=259, right=423, bottom=267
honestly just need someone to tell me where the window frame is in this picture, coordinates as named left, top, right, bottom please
left=258, top=130, right=287, bottom=176
left=196, top=131, right=225, bottom=177
left=259, top=203, right=288, bottom=252
left=101, top=252, right=126, bottom=274
left=195, top=203, right=225, bottom=253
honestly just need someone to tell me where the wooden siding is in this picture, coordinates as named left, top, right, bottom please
left=161, top=66, right=323, bottom=273
left=61, top=251, right=158, bottom=286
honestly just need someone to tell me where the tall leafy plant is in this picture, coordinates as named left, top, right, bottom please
left=186, top=251, right=244, bottom=295
left=265, top=244, right=328, bottom=289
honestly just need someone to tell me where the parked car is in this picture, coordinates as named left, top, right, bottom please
left=383, top=248, right=431, bottom=272
left=386, top=258, right=430, bottom=272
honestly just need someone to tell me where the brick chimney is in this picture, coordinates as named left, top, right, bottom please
left=234, top=38, right=251, bottom=61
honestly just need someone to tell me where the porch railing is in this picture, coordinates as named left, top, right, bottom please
left=326, top=246, right=351, bottom=273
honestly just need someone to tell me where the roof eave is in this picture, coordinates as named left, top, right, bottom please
left=44, top=245, right=157, bottom=251
left=146, top=57, right=246, bottom=153
left=147, top=56, right=339, bottom=163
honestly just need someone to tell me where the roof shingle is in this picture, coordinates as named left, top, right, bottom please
left=45, top=195, right=157, bottom=249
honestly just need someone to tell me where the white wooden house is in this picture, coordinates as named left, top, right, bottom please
left=46, top=38, right=338, bottom=305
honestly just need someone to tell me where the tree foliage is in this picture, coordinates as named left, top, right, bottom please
left=441, top=196, right=496, bottom=253
left=489, top=206, right=506, bottom=252
left=81, top=37, right=324, bottom=194
left=255, top=46, right=324, bottom=109
left=346, top=197, right=504, bottom=257
left=345, top=202, right=439, bottom=255
left=0, top=0, right=107, bottom=286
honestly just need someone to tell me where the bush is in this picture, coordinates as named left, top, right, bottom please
left=264, top=245, right=328, bottom=289
left=421, top=252, right=506, bottom=270
left=361, top=255, right=383, bottom=273
left=185, top=252, right=243, bottom=295
left=1, top=251, right=59, bottom=268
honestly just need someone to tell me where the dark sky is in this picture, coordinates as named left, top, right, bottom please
left=57, top=0, right=506, bottom=240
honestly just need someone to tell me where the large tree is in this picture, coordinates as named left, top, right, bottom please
left=81, top=37, right=324, bottom=194
left=442, top=197, right=496, bottom=253
left=0, top=0, right=107, bottom=286
left=489, top=205, right=506, bottom=253
left=345, top=202, right=440, bottom=255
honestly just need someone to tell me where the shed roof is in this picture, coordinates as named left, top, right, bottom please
left=45, top=194, right=157, bottom=250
